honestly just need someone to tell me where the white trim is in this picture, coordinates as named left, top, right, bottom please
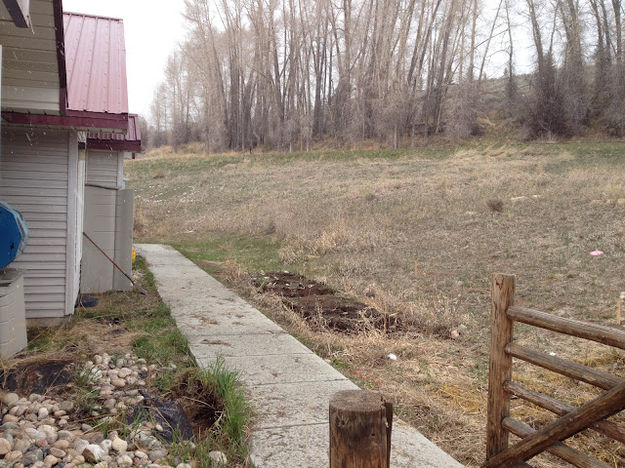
left=64, top=132, right=78, bottom=315
left=117, top=151, right=123, bottom=188
left=75, top=147, right=86, bottom=289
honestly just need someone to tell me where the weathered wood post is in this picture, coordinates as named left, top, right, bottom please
left=486, top=274, right=516, bottom=460
left=329, top=390, right=393, bottom=468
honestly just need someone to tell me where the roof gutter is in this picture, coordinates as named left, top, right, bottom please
left=52, top=0, right=68, bottom=115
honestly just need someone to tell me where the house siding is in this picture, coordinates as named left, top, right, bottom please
left=0, top=0, right=62, bottom=114
left=86, top=151, right=122, bottom=189
left=0, top=127, right=76, bottom=319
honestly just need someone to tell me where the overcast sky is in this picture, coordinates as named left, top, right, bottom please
left=62, top=0, right=532, bottom=121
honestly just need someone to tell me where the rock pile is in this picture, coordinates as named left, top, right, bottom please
left=0, top=353, right=225, bottom=467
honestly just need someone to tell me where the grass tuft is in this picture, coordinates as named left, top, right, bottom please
left=168, top=358, right=251, bottom=466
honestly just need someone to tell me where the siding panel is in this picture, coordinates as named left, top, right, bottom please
left=0, top=128, right=70, bottom=319
left=86, top=151, right=120, bottom=189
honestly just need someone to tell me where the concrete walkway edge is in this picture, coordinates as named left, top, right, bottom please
left=136, top=244, right=464, bottom=467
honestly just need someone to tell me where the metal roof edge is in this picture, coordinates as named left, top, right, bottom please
left=2, top=111, right=129, bottom=132
left=86, top=139, right=142, bottom=153
left=63, top=11, right=124, bottom=22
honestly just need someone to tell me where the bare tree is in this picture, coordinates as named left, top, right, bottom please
left=148, top=0, right=625, bottom=149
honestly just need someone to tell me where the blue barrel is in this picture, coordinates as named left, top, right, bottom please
left=0, top=202, right=29, bottom=269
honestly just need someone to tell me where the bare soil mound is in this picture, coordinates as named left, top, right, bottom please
left=254, top=272, right=400, bottom=334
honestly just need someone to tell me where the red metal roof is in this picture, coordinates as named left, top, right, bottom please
left=63, top=12, right=129, bottom=115
left=87, top=114, right=142, bottom=152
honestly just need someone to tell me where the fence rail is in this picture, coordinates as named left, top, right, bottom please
left=484, top=274, right=625, bottom=468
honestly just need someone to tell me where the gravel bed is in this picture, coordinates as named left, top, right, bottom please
left=0, top=353, right=226, bottom=467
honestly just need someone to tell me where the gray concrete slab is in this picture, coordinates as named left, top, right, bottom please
left=173, top=308, right=283, bottom=336
left=250, top=379, right=359, bottom=428
left=136, top=243, right=464, bottom=468
left=199, top=353, right=350, bottom=386
left=251, top=422, right=464, bottom=468
left=188, top=331, right=312, bottom=358
left=250, top=424, right=328, bottom=468
left=391, top=423, right=465, bottom=468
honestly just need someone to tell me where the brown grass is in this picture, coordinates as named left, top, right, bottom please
left=127, top=141, right=625, bottom=466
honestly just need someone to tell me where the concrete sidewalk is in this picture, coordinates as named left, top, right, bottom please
left=136, top=244, right=464, bottom=467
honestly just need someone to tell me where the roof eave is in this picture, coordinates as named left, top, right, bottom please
left=2, top=111, right=129, bottom=132
left=86, top=139, right=142, bottom=153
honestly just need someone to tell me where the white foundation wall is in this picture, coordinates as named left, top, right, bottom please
left=0, top=127, right=80, bottom=320
left=81, top=150, right=133, bottom=293
left=81, top=186, right=116, bottom=292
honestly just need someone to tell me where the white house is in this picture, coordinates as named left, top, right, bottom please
left=0, top=1, right=140, bottom=327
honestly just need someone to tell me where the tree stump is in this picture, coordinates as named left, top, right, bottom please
left=329, top=390, right=393, bottom=468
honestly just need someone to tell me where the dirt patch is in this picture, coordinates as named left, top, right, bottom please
left=254, top=272, right=400, bottom=334
left=169, top=370, right=225, bottom=438
left=255, top=271, right=334, bottom=297
left=0, top=360, right=75, bottom=395
left=127, top=391, right=195, bottom=443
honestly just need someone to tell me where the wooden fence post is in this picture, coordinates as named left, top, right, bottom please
left=329, top=390, right=393, bottom=468
left=486, top=274, right=516, bottom=460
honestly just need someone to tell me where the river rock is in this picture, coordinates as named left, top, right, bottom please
left=83, top=444, right=106, bottom=463
left=117, top=454, right=133, bottom=465
left=43, top=454, right=58, bottom=466
left=209, top=450, right=228, bottom=465
left=0, top=437, right=12, bottom=455
left=2, top=393, right=19, bottom=407
left=111, top=378, right=126, bottom=388
left=24, top=428, right=46, bottom=441
left=111, top=437, right=128, bottom=453
left=13, top=437, right=31, bottom=452
left=74, top=439, right=89, bottom=454
left=53, top=439, right=70, bottom=450
left=58, top=401, right=74, bottom=413
left=100, top=438, right=112, bottom=453
left=49, top=447, right=66, bottom=458
left=57, top=430, right=73, bottom=441
left=5, top=450, right=23, bottom=462
left=3, top=414, right=19, bottom=423
left=22, top=448, right=44, bottom=465
left=149, top=448, right=168, bottom=461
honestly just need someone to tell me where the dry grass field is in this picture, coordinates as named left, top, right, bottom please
left=126, top=140, right=625, bottom=467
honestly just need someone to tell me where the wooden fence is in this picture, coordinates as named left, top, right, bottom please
left=484, top=274, right=625, bottom=468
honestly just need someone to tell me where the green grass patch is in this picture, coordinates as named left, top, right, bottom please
left=171, top=234, right=285, bottom=274
left=127, top=145, right=462, bottom=177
